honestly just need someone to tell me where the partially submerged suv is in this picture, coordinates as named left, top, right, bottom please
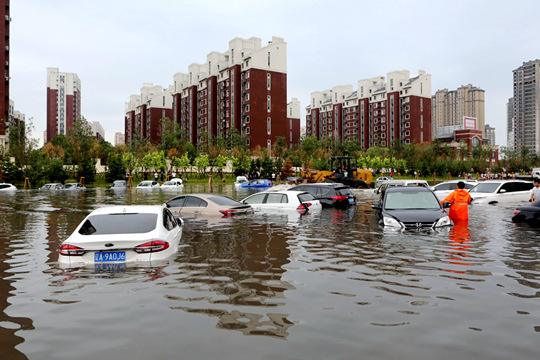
left=289, top=183, right=356, bottom=208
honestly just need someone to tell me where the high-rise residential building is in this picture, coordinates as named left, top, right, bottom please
left=167, top=36, right=291, bottom=150
left=286, top=98, right=301, bottom=147
left=114, top=132, right=125, bottom=146
left=124, top=83, right=173, bottom=145
left=512, top=59, right=540, bottom=153
left=506, top=97, right=514, bottom=150
left=432, top=84, right=485, bottom=139
left=484, top=124, right=496, bottom=146
left=0, top=0, right=10, bottom=150
left=90, top=121, right=105, bottom=140
left=306, top=70, right=432, bottom=148
left=46, top=67, right=81, bottom=142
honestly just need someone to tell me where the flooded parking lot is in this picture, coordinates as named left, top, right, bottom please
left=0, top=185, right=539, bottom=360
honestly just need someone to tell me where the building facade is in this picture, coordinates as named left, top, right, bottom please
left=124, top=83, right=173, bottom=145
left=167, top=36, right=292, bottom=150
left=90, top=121, right=105, bottom=140
left=432, top=84, right=485, bottom=139
left=484, top=124, right=496, bottom=146
left=511, top=60, right=540, bottom=153
left=506, top=97, right=514, bottom=150
left=306, top=70, right=432, bottom=148
left=46, top=67, right=81, bottom=143
left=0, top=0, right=10, bottom=149
left=286, top=98, right=301, bottom=146
left=114, top=132, right=125, bottom=146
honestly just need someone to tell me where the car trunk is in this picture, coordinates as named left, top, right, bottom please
left=66, top=232, right=159, bottom=251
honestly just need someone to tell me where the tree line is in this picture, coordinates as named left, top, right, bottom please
left=0, top=117, right=538, bottom=187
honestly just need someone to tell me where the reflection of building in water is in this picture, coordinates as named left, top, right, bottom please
left=174, top=221, right=293, bottom=337
left=0, top=208, right=34, bottom=360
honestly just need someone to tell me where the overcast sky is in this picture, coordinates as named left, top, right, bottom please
left=10, top=0, right=540, bottom=146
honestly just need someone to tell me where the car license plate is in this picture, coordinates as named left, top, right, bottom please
left=94, top=251, right=126, bottom=263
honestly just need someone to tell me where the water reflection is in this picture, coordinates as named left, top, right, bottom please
left=169, top=219, right=294, bottom=338
left=0, top=189, right=539, bottom=359
left=0, top=197, right=34, bottom=360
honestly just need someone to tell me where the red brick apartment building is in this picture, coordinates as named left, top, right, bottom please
left=0, top=0, right=10, bottom=149
left=124, top=84, right=173, bottom=145
left=126, top=37, right=297, bottom=150
left=46, top=67, right=81, bottom=143
left=306, top=70, right=432, bottom=148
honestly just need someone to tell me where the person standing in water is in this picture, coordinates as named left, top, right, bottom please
left=441, top=181, right=472, bottom=224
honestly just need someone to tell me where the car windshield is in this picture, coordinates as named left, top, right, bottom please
left=298, top=193, right=316, bottom=202
left=78, top=213, right=158, bottom=235
left=163, top=181, right=174, bottom=186
left=113, top=181, right=125, bottom=187
left=139, top=182, right=151, bottom=186
left=434, top=183, right=457, bottom=191
left=336, top=187, right=352, bottom=196
left=208, top=196, right=242, bottom=206
left=385, top=191, right=440, bottom=210
left=469, top=183, right=500, bottom=193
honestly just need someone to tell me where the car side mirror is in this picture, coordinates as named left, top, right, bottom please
left=176, top=217, right=184, bottom=226
left=371, top=202, right=381, bottom=209
left=499, top=189, right=507, bottom=194
left=442, top=202, right=451, bottom=209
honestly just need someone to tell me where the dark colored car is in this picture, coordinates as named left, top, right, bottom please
left=512, top=201, right=540, bottom=226
left=372, top=186, right=451, bottom=229
left=289, top=183, right=356, bottom=208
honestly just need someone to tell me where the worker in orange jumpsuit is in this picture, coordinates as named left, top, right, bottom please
left=440, top=181, right=472, bottom=224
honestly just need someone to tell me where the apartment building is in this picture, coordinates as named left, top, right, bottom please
left=484, top=124, right=496, bottom=146
left=306, top=70, right=432, bottom=148
left=506, top=97, right=514, bottom=150
left=169, top=36, right=291, bottom=150
left=114, top=132, right=125, bottom=146
left=90, top=121, right=105, bottom=140
left=124, top=83, right=173, bottom=145
left=46, top=67, right=81, bottom=142
left=511, top=59, right=540, bottom=153
left=0, top=0, right=10, bottom=149
left=286, top=98, right=301, bottom=146
left=432, top=84, right=485, bottom=138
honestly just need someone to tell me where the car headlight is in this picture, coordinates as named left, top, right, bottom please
left=383, top=216, right=403, bottom=228
left=434, top=216, right=452, bottom=228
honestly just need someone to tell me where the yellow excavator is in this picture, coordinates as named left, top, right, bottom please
left=301, top=156, right=373, bottom=188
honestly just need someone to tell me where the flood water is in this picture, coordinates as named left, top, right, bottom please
left=0, top=185, right=539, bottom=360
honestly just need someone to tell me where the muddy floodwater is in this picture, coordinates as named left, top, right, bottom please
left=0, top=185, right=539, bottom=360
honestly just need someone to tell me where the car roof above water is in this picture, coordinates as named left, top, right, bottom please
left=386, top=186, right=432, bottom=193
left=89, top=205, right=164, bottom=216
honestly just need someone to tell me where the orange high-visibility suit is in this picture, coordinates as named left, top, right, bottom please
left=441, top=189, right=472, bottom=223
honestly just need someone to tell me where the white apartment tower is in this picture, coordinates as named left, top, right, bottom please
left=46, top=67, right=81, bottom=142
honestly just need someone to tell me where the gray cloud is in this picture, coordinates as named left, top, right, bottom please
left=10, top=0, right=540, bottom=146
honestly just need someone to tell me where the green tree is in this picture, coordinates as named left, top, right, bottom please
left=105, top=152, right=125, bottom=183
left=173, top=153, right=191, bottom=175
left=194, top=154, right=210, bottom=174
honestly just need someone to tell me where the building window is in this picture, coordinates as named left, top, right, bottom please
left=245, top=115, right=250, bottom=123
left=267, top=52, right=271, bottom=67
left=267, top=73, right=271, bottom=90
left=246, top=126, right=250, bottom=134
left=267, top=95, right=271, bottom=112
left=267, top=117, right=271, bottom=135
left=267, top=139, right=272, bottom=151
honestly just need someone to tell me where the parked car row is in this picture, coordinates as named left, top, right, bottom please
left=41, top=182, right=86, bottom=191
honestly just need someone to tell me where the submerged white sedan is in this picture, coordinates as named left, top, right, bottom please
left=469, top=180, right=533, bottom=204
left=59, top=205, right=183, bottom=266
left=241, top=190, right=322, bottom=214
